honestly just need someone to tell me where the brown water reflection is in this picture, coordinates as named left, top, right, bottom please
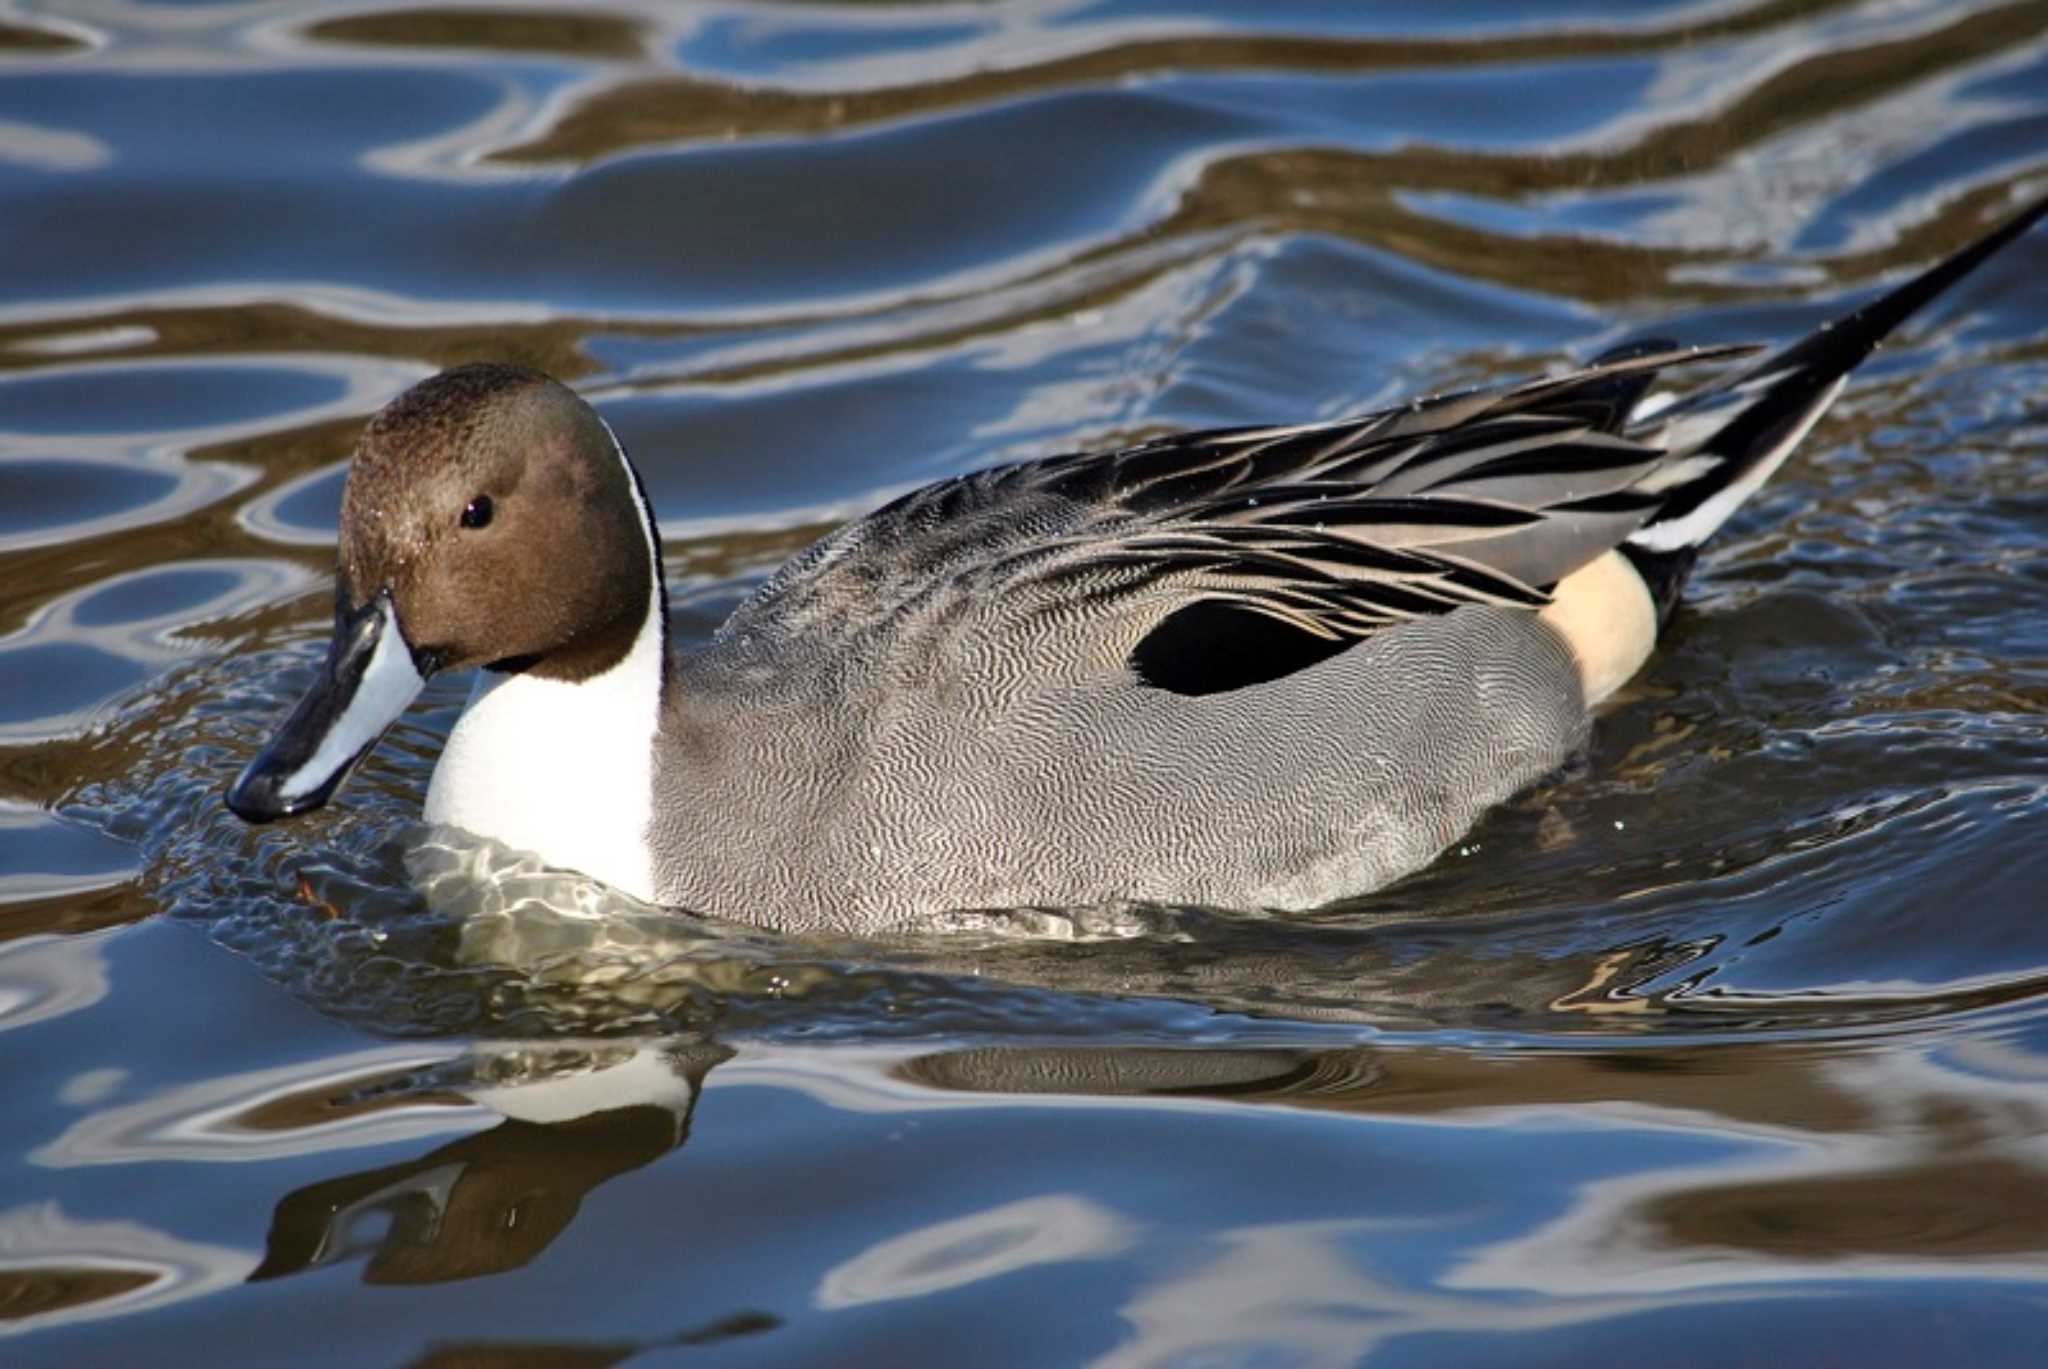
left=899, top=1037, right=2048, bottom=1277
left=306, top=8, right=649, bottom=60
left=403, top=1316, right=782, bottom=1369
left=0, top=18, right=79, bottom=52
left=487, top=0, right=1869, bottom=161
left=475, top=0, right=2048, bottom=302
left=16, top=1027, right=2039, bottom=1349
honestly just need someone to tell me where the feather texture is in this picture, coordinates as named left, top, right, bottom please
left=724, top=344, right=1757, bottom=679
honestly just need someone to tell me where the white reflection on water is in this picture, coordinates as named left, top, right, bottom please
left=463, top=1041, right=706, bottom=1126
left=763, top=1033, right=2048, bottom=1361
left=0, top=1202, right=253, bottom=1339
left=721, top=1046, right=1299, bottom=1119
left=26, top=1037, right=722, bottom=1172
left=0, top=803, right=136, bottom=907
left=0, top=280, right=556, bottom=331
left=1447, top=1039, right=2048, bottom=1297
left=1093, top=1216, right=1763, bottom=1369
left=966, top=244, right=1257, bottom=442
left=0, top=452, right=244, bottom=559
left=0, top=353, right=413, bottom=556
left=355, top=70, right=549, bottom=185
left=1650, top=48, right=2047, bottom=260
left=5, top=323, right=156, bottom=356
left=0, top=933, right=112, bottom=1035
left=0, top=558, right=317, bottom=744
left=234, top=460, right=350, bottom=549
left=0, top=119, right=111, bottom=173
left=31, top=1043, right=475, bottom=1168
left=817, top=1194, right=1133, bottom=1309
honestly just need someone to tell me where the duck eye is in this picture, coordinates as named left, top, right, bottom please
left=460, top=495, right=493, bottom=530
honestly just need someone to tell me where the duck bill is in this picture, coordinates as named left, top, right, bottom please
left=226, top=588, right=431, bottom=823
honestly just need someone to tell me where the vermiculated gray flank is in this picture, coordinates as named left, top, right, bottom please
left=657, top=588, right=1585, bottom=926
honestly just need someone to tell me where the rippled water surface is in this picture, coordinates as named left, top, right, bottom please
left=4, top=1, right=2048, bottom=1363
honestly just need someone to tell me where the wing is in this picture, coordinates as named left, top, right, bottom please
left=720, top=344, right=1758, bottom=686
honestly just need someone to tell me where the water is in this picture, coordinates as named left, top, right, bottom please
left=4, top=1, right=2047, bottom=1362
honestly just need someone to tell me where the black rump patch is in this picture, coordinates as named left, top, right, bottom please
left=1617, top=541, right=1699, bottom=626
left=1131, top=600, right=1355, bottom=697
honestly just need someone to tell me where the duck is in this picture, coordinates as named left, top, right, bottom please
left=227, top=197, right=2047, bottom=933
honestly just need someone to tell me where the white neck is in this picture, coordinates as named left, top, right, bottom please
left=422, top=422, right=666, bottom=904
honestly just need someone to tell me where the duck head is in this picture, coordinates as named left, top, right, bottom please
left=227, top=364, right=653, bottom=823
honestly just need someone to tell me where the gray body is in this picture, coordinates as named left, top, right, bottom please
left=656, top=601, right=1582, bottom=930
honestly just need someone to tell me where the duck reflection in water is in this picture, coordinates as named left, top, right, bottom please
left=199, top=823, right=2048, bottom=1348
left=250, top=1042, right=731, bottom=1288
left=235, top=1021, right=2048, bottom=1315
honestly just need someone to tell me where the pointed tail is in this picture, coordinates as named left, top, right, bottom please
left=1616, top=193, right=2048, bottom=609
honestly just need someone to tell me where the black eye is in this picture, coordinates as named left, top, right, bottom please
left=460, top=495, right=493, bottom=530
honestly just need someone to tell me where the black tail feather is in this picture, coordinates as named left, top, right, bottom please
left=1701, top=193, right=2048, bottom=478
left=1751, top=192, right=2048, bottom=387
left=1627, top=192, right=2048, bottom=564
left=1581, top=337, right=1681, bottom=432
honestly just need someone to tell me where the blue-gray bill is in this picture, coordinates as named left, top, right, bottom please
left=225, top=588, right=431, bottom=823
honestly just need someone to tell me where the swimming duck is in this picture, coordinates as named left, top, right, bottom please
left=228, top=198, right=2047, bottom=932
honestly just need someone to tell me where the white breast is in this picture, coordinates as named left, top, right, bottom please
left=423, top=598, right=664, bottom=903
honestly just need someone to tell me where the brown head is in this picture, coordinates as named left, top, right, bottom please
left=226, top=365, right=660, bottom=822
left=340, top=364, right=651, bottom=681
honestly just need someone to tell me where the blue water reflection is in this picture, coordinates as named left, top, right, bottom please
left=0, top=366, right=341, bottom=434
left=683, top=13, right=994, bottom=76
